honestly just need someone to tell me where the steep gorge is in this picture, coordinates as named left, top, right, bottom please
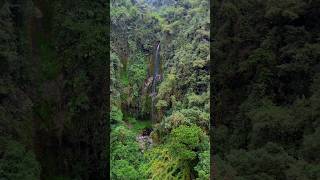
left=111, top=0, right=210, bottom=179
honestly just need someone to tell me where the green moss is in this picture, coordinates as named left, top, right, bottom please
left=120, top=71, right=129, bottom=86
left=127, top=117, right=152, bottom=134
left=142, top=94, right=152, bottom=114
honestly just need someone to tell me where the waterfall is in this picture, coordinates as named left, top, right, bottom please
left=151, top=42, right=160, bottom=121
left=152, top=43, right=160, bottom=94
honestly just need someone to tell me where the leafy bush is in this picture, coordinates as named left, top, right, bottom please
left=0, top=140, right=41, bottom=180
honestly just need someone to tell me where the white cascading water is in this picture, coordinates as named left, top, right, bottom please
left=151, top=42, right=160, bottom=122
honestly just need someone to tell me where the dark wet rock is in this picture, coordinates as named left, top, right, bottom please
left=136, top=134, right=153, bottom=152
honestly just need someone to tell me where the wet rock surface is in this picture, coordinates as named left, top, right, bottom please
left=136, top=128, right=153, bottom=152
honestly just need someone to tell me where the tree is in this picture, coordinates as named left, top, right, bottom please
left=0, top=140, right=41, bottom=180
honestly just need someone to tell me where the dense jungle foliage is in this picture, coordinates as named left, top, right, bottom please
left=110, top=0, right=210, bottom=179
left=213, top=0, right=320, bottom=179
left=0, top=0, right=107, bottom=179
left=4, top=0, right=319, bottom=179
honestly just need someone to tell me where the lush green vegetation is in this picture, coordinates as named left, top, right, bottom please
left=0, top=0, right=107, bottom=179
left=213, top=0, right=320, bottom=179
left=111, top=0, right=210, bottom=179
left=4, top=0, right=318, bottom=179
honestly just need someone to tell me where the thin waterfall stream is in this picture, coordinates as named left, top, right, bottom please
left=151, top=42, right=160, bottom=122
left=136, top=42, right=160, bottom=152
